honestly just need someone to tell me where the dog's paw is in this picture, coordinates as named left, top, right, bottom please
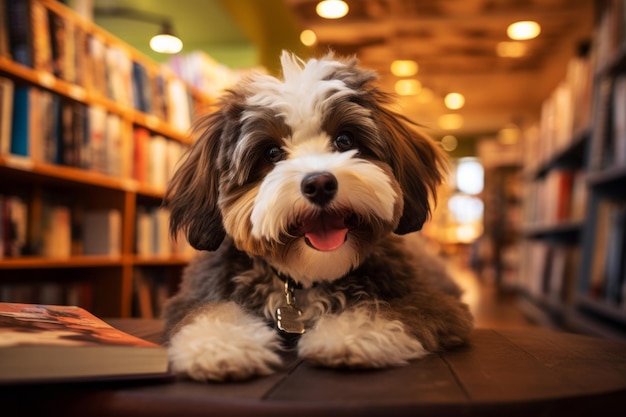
left=168, top=302, right=282, bottom=381
left=297, top=308, right=428, bottom=368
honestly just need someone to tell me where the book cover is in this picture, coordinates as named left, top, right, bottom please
left=0, top=302, right=171, bottom=384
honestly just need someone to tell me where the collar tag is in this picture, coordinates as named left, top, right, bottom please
left=276, top=279, right=306, bottom=334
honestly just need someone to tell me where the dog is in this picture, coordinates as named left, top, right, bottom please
left=162, top=51, right=473, bottom=382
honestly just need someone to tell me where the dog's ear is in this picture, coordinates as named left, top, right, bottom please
left=372, top=95, right=447, bottom=234
left=164, top=111, right=227, bottom=251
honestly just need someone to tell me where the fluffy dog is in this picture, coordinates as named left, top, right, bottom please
left=162, top=52, right=473, bottom=382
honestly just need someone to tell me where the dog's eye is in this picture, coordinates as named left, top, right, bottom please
left=264, top=145, right=284, bottom=163
left=334, top=132, right=355, bottom=152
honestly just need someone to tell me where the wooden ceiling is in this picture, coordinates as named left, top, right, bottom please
left=94, top=0, right=595, bottom=139
left=283, top=0, right=595, bottom=138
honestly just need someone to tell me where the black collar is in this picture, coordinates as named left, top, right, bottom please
left=272, top=267, right=304, bottom=290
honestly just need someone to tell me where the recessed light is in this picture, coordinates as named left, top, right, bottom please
left=444, top=93, right=465, bottom=110
left=316, top=1, right=349, bottom=19
left=507, top=21, right=541, bottom=40
left=300, top=29, right=317, bottom=46
left=391, top=60, right=418, bottom=77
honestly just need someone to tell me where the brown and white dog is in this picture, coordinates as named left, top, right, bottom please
left=162, top=52, right=473, bottom=381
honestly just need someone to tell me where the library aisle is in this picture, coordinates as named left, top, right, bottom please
left=447, top=254, right=536, bottom=330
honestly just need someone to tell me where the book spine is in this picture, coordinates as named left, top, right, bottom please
left=0, top=76, right=14, bottom=155
left=10, top=85, right=30, bottom=157
left=30, top=0, right=53, bottom=73
left=5, top=0, right=33, bottom=67
left=83, top=209, right=121, bottom=256
left=0, top=0, right=10, bottom=59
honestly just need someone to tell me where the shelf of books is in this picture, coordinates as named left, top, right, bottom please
left=0, top=0, right=211, bottom=317
left=574, top=0, right=626, bottom=340
left=519, top=0, right=626, bottom=341
left=518, top=37, right=593, bottom=330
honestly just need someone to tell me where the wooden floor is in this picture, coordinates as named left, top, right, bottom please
left=446, top=256, right=536, bottom=330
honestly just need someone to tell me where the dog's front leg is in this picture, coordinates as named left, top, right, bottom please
left=167, top=301, right=282, bottom=381
left=297, top=306, right=428, bottom=368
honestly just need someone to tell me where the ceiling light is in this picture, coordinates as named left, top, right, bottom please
left=507, top=21, right=541, bottom=40
left=497, top=41, right=527, bottom=58
left=395, top=79, right=421, bottom=96
left=150, top=23, right=183, bottom=54
left=438, top=114, right=464, bottom=130
left=300, top=29, right=317, bottom=46
left=316, top=1, right=349, bottom=19
left=444, top=93, right=465, bottom=110
left=390, top=60, right=418, bottom=77
left=95, top=7, right=183, bottom=54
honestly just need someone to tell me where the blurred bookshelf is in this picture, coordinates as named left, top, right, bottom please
left=519, top=0, right=626, bottom=341
left=0, top=0, right=221, bottom=317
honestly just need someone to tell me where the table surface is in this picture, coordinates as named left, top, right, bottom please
left=4, top=319, right=626, bottom=417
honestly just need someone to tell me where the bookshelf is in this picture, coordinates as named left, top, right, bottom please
left=575, top=0, right=626, bottom=340
left=519, top=0, right=626, bottom=341
left=518, top=39, right=593, bottom=330
left=0, top=0, right=210, bottom=317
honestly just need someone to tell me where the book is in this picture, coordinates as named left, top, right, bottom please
left=0, top=0, right=9, bottom=58
left=5, top=0, right=33, bottom=67
left=612, top=74, right=626, bottom=166
left=87, top=105, right=107, bottom=173
left=10, top=86, right=34, bottom=157
left=588, top=200, right=616, bottom=299
left=83, top=209, right=121, bottom=256
left=0, top=302, right=171, bottom=384
left=0, top=76, right=14, bottom=155
left=604, top=205, right=626, bottom=305
left=30, top=0, right=53, bottom=73
left=132, top=127, right=150, bottom=183
left=2, top=194, right=28, bottom=257
left=40, top=203, right=71, bottom=258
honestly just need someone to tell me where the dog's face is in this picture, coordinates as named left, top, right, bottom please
left=166, top=52, right=445, bottom=287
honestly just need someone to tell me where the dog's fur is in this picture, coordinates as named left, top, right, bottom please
left=162, top=52, right=473, bottom=382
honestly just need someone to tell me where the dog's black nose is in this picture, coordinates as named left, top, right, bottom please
left=301, top=172, right=338, bottom=206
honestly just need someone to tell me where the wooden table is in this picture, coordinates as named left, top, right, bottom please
left=3, top=319, right=626, bottom=417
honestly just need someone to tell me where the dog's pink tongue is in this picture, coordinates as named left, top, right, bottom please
left=304, top=215, right=348, bottom=251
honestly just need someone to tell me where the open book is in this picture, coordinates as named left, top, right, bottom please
left=0, top=302, right=171, bottom=384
